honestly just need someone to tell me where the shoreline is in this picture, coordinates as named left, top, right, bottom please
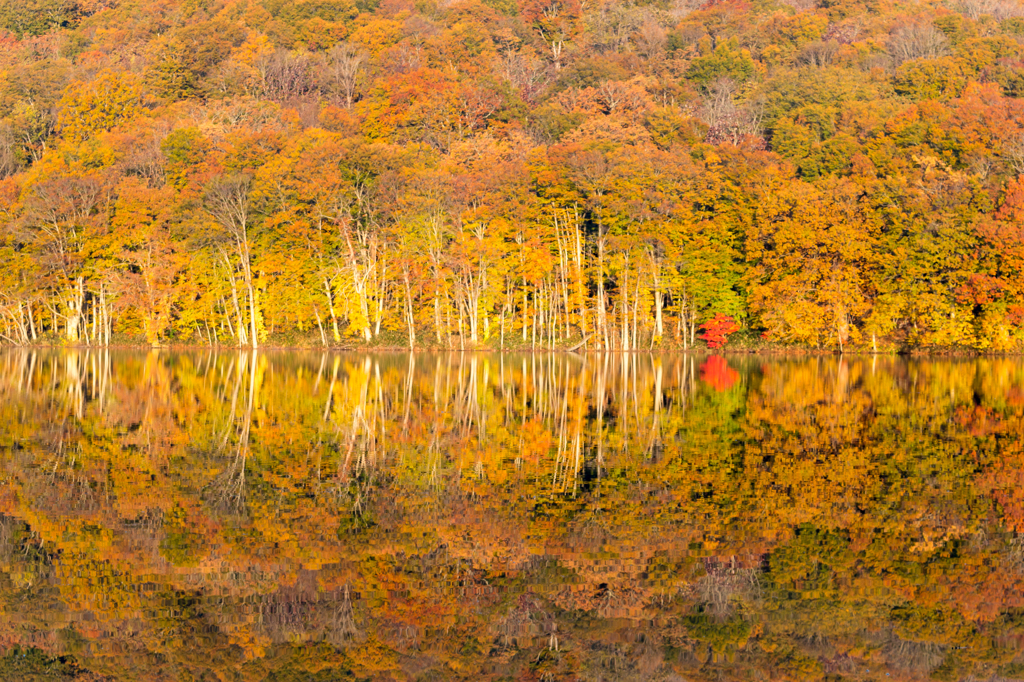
left=0, top=342, right=1019, bottom=357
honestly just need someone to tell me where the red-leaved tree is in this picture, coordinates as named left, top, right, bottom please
left=699, top=314, right=740, bottom=349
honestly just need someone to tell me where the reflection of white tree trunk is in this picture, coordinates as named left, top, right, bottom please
left=327, top=584, right=361, bottom=646
left=221, top=249, right=248, bottom=347
left=552, top=357, right=586, bottom=495
left=208, top=351, right=257, bottom=515
left=4, top=349, right=726, bottom=536
left=403, top=353, right=415, bottom=430
left=64, top=350, right=84, bottom=419
left=596, top=354, right=608, bottom=478
left=695, top=556, right=761, bottom=618
left=649, top=358, right=663, bottom=456
left=323, top=357, right=388, bottom=490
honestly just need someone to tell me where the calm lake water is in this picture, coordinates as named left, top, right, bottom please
left=1, top=350, right=1024, bottom=681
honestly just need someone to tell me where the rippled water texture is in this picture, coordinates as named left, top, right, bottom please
left=1, top=350, right=1024, bottom=681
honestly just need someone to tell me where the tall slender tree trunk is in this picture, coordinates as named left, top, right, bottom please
left=403, top=268, right=416, bottom=349
left=28, top=301, right=37, bottom=341
left=65, top=277, right=86, bottom=344
left=434, top=293, right=442, bottom=343
left=100, top=287, right=110, bottom=346
left=574, top=218, right=587, bottom=346
left=238, top=240, right=259, bottom=350
left=314, top=307, right=328, bottom=347
left=223, top=252, right=247, bottom=346
left=632, top=267, right=640, bottom=352
left=522, top=288, right=529, bottom=342
left=323, top=277, right=341, bottom=342
left=621, top=253, right=630, bottom=352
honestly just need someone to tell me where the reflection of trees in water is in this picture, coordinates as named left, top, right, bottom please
left=1009, top=534, right=1024, bottom=573
left=310, top=355, right=391, bottom=526
left=0, top=350, right=112, bottom=420
left=252, top=571, right=362, bottom=647
left=9, top=352, right=1024, bottom=679
left=116, top=506, right=166, bottom=559
left=0, top=515, right=58, bottom=642
left=333, top=356, right=386, bottom=484
left=1, top=351, right=709, bottom=510
left=492, top=592, right=552, bottom=653
left=882, top=633, right=948, bottom=673
left=328, top=585, right=361, bottom=647
left=202, top=351, right=258, bottom=518
left=108, top=350, right=180, bottom=469
left=0, top=515, right=11, bottom=563
left=431, top=353, right=703, bottom=495
left=579, top=631, right=673, bottom=682
left=0, top=515, right=53, bottom=581
left=27, top=424, right=105, bottom=519
left=692, top=555, right=762, bottom=620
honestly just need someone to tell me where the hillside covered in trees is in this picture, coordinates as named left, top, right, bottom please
left=3, top=0, right=1024, bottom=350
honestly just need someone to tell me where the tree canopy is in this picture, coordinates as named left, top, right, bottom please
left=4, top=0, right=1024, bottom=350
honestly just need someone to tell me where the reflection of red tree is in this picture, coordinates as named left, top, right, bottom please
left=700, top=356, right=739, bottom=392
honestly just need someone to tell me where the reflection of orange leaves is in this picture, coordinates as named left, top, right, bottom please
left=994, top=484, right=1024, bottom=533
left=953, top=405, right=1000, bottom=437
left=347, top=637, right=402, bottom=674
left=519, top=418, right=551, bottom=465
left=987, top=447, right=1024, bottom=532
left=700, top=356, right=739, bottom=392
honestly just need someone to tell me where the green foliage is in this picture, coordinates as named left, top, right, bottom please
left=159, top=506, right=202, bottom=566
left=528, top=104, right=585, bottom=142
left=161, top=127, right=210, bottom=189
left=685, top=611, right=752, bottom=655
left=557, top=57, right=630, bottom=89
left=147, top=20, right=246, bottom=100
left=771, top=108, right=860, bottom=177
left=262, top=0, right=358, bottom=22
left=481, top=0, right=517, bottom=17
left=893, top=57, right=969, bottom=100
left=687, top=42, right=758, bottom=90
left=0, top=647, right=81, bottom=681
left=0, top=0, right=78, bottom=37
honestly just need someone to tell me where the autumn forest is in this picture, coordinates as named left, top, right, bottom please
left=4, top=0, right=1024, bottom=349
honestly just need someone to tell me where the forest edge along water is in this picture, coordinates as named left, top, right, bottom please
left=1, top=349, right=1024, bottom=681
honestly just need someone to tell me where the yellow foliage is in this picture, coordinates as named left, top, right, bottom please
left=58, top=70, right=147, bottom=143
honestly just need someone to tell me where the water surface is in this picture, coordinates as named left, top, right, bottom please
left=1, top=350, right=1023, bottom=681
